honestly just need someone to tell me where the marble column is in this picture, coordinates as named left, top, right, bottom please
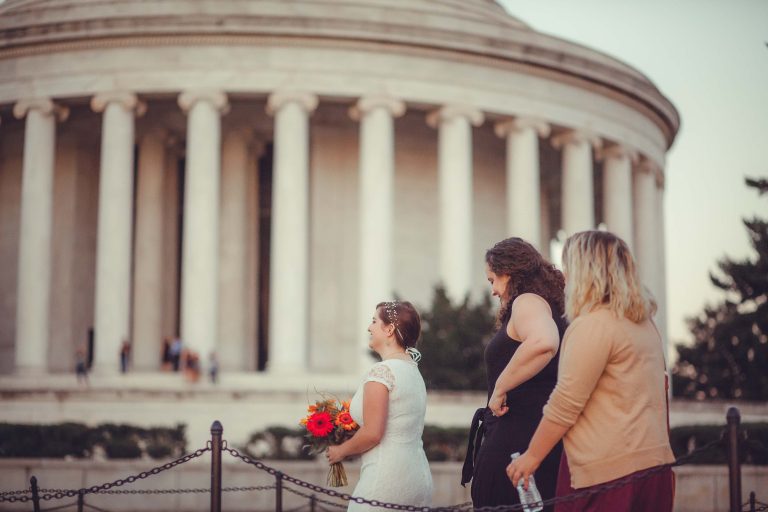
left=601, top=144, right=636, bottom=251
left=351, top=96, right=406, bottom=371
left=218, top=128, right=262, bottom=371
left=92, top=92, right=144, bottom=373
left=552, top=130, right=601, bottom=235
left=12, top=98, right=69, bottom=374
left=427, top=104, right=484, bottom=303
left=495, top=117, right=550, bottom=248
left=178, top=90, right=229, bottom=365
left=655, top=173, right=669, bottom=360
left=633, top=158, right=659, bottom=298
left=266, top=91, right=318, bottom=373
left=131, top=128, right=167, bottom=371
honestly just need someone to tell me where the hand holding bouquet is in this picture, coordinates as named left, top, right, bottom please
left=300, top=397, right=359, bottom=486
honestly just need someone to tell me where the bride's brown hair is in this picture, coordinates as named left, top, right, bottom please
left=376, top=301, right=421, bottom=349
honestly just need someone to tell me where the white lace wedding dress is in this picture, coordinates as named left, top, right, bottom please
left=347, top=359, right=433, bottom=511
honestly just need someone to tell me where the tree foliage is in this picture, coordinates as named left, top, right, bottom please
left=672, top=177, right=768, bottom=400
left=418, top=287, right=496, bottom=391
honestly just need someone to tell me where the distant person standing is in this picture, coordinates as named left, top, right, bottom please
left=161, top=336, right=172, bottom=371
left=169, top=336, right=182, bottom=372
left=75, top=347, right=89, bottom=386
left=208, top=352, right=219, bottom=384
left=119, top=339, right=131, bottom=373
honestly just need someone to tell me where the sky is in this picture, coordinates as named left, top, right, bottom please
left=498, top=0, right=768, bottom=351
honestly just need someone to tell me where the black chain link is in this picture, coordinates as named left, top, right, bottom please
left=744, top=500, right=768, bottom=512
left=0, top=447, right=209, bottom=503
left=225, top=436, right=727, bottom=512
left=0, top=432, right=754, bottom=512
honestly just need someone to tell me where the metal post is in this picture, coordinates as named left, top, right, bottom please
left=727, top=407, right=742, bottom=512
left=310, top=493, right=316, bottom=512
left=749, top=491, right=756, bottom=512
left=77, top=490, right=84, bottom=512
left=275, top=471, right=284, bottom=512
left=30, top=476, right=40, bottom=512
left=210, top=420, right=223, bottom=512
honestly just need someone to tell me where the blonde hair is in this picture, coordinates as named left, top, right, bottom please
left=562, top=231, right=656, bottom=323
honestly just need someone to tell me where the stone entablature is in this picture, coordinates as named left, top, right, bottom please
left=0, top=0, right=678, bottom=152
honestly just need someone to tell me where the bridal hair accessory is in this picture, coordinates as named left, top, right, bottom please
left=383, top=301, right=406, bottom=343
left=405, top=347, right=422, bottom=363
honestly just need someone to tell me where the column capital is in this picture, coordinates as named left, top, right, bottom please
left=494, top=117, right=550, bottom=138
left=13, top=98, right=69, bottom=122
left=266, top=91, right=318, bottom=116
left=426, top=104, right=484, bottom=128
left=637, top=156, right=660, bottom=175
left=597, top=143, right=638, bottom=163
left=178, top=89, right=229, bottom=114
left=551, top=129, right=601, bottom=150
left=349, top=95, right=406, bottom=121
left=91, top=92, right=146, bottom=116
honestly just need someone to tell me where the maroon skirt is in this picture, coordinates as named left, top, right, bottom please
left=554, top=453, right=675, bottom=512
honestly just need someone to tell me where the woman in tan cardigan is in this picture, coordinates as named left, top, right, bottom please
left=507, top=230, right=675, bottom=512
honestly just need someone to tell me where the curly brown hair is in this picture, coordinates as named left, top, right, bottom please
left=485, top=237, right=565, bottom=326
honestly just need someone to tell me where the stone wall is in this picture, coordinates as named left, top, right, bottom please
left=0, top=459, right=764, bottom=512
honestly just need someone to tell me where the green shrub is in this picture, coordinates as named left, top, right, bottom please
left=422, top=426, right=469, bottom=462
left=242, top=426, right=312, bottom=460
left=669, top=423, right=768, bottom=465
left=104, top=437, right=141, bottom=459
left=418, top=287, right=496, bottom=391
left=0, top=422, right=186, bottom=460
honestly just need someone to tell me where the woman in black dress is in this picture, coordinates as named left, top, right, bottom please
left=462, top=237, right=565, bottom=511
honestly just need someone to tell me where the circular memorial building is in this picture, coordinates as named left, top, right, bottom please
left=0, top=0, right=678, bottom=378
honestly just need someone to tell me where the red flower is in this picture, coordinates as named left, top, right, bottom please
left=306, top=411, right=334, bottom=437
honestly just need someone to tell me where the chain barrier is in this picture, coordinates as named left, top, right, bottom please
left=744, top=501, right=768, bottom=512
left=0, top=427, right=761, bottom=511
left=224, top=436, right=728, bottom=512
left=0, top=447, right=209, bottom=504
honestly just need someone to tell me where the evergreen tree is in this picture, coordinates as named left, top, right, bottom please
left=418, top=287, right=496, bottom=391
left=672, top=177, right=768, bottom=400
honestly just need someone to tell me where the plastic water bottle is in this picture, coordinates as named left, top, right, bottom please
left=510, top=452, right=543, bottom=512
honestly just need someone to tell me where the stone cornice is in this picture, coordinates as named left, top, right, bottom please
left=0, top=5, right=679, bottom=146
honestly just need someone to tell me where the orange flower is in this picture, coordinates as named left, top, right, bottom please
left=335, top=411, right=358, bottom=431
left=341, top=400, right=351, bottom=411
left=299, top=416, right=308, bottom=426
left=307, top=404, right=317, bottom=413
left=306, top=411, right=334, bottom=437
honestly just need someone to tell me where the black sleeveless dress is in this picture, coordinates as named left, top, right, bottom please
left=462, top=311, right=566, bottom=511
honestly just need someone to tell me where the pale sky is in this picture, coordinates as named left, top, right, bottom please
left=498, top=0, right=768, bottom=353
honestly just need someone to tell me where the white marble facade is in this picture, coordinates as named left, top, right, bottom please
left=0, top=0, right=678, bottom=378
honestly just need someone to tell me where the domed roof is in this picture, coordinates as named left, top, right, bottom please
left=0, top=0, right=678, bottom=142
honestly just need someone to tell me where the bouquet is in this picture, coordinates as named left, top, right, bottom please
left=300, top=397, right=359, bottom=487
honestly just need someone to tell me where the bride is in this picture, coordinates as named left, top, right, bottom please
left=326, top=301, right=433, bottom=510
